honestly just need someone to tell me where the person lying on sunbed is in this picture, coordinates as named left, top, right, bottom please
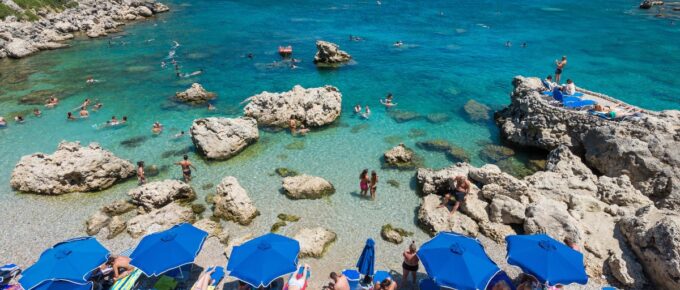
left=102, top=255, right=135, bottom=281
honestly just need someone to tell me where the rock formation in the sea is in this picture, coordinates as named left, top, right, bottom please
left=0, top=0, right=169, bottom=59
left=383, top=143, right=421, bottom=170
left=10, top=141, right=135, bottom=194
left=293, top=227, right=337, bottom=258
left=126, top=203, right=195, bottom=238
left=495, top=76, right=680, bottom=210
left=282, top=174, right=335, bottom=199
left=415, top=141, right=665, bottom=288
left=463, top=99, right=491, bottom=121
left=620, top=205, right=680, bottom=290
left=127, top=180, right=196, bottom=211
left=175, top=83, right=216, bottom=104
left=313, top=40, right=351, bottom=65
left=243, top=85, right=342, bottom=128
left=190, top=117, right=259, bottom=160
left=213, top=176, right=259, bottom=225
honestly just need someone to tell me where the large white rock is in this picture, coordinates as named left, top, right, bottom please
left=244, top=85, right=342, bottom=128
left=10, top=142, right=135, bottom=194
left=5, top=38, right=38, bottom=58
left=213, top=176, right=259, bottom=225
left=128, top=180, right=196, bottom=211
left=293, top=227, right=336, bottom=258
left=416, top=194, right=479, bottom=237
left=190, top=117, right=259, bottom=160
left=126, top=203, right=195, bottom=238
left=313, top=40, right=351, bottom=65
left=282, top=175, right=335, bottom=199
left=175, top=83, right=216, bottom=104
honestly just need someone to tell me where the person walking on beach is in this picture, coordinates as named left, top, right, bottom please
left=137, top=161, right=146, bottom=185
left=402, top=241, right=419, bottom=287
left=370, top=171, right=378, bottom=200
left=438, top=175, right=471, bottom=215
left=555, top=56, right=567, bottom=83
left=360, top=169, right=370, bottom=196
left=176, top=155, right=196, bottom=182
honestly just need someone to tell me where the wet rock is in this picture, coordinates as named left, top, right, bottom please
left=201, top=183, right=214, bottom=190
left=11, top=142, right=135, bottom=195
left=383, top=144, right=421, bottom=170
left=425, top=113, right=450, bottom=124
left=213, top=176, right=259, bottom=225
left=350, top=123, right=370, bottom=134
left=639, top=0, right=664, bottom=9
left=277, top=213, right=301, bottom=222
left=270, top=221, right=287, bottom=233
left=126, top=203, right=195, bottom=238
left=619, top=205, right=680, bottom=290
left=446, top=146, right=470, bottom=163
left=463, top=99, right=490, bottom=121
left=408, top=128, right=427, bottom=138
left=388, top=110, right=421, bottom=123
left=120, top=135, right=149, bottom=148
left=190, top=117, right=259, bottom=160
left=192, top=204, right=206, bottom=215
left=387, top=179, right=400, bottom=188
left=175, top=83, right=216, bottom=104
left=128, top=180, right=196, bottom=211
left=313, top=40, right=351, bottom=65
left=479, top=144, right=515, bottom=163
left=285, top=141, right=305, bottom=150
left=244, top=85, right=342, bottom=128
left=381, top=224, right=413, bottom=244
left=416, top=139, right=451, bottom=152
left=275, top=168, right=299, bottom=177
left=294, top=227, right=337, bottom=258
left=282, top=175, right=335, bottom=199
left=102, top=199, right=135, bottom=216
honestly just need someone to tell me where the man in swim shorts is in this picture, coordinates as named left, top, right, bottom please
left=176, top=155, right=196, bottom=182
left=555, top=55, right=567, bottom=83
left=438, top=175, right=471, bottom=215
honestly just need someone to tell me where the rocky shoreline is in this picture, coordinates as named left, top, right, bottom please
left=0, top=0, right=169, bottom=59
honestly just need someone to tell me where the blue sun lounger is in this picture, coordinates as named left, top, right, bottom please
left=342, top=269, right=360, bottom=290
left=552, top=89, right=596, bottom=108
left=373, top=271, right=391, bottom=284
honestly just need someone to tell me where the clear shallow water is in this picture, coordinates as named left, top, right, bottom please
left=0, top=0, right=679, bottom=286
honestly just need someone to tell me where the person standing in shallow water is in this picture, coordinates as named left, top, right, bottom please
left=370, top=171, right=378, bottom=200
left=402, top=241, right=419, bottom=287
left=137, top=161, right=146, bottom=185
left=555, top=55, right=567, bottom=84
left=176, top=155, right=196, bottom=183
left=359, top=169, right=370, bottom=196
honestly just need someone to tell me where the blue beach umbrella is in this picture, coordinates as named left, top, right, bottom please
left=227, top=233, right=300, bottom=288
left=506, top=234, right=588, bottom=286
left=417, top=232, right=500, bottom=290
left=129, top=223, right=208, bottom=276
left=356, top=238, right=376, bottom=276
left=19, top=237, right=109, bottom=290
left=33, top=280, right=93, bottom=290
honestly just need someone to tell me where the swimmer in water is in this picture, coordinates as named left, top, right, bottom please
left=79, top=106, right=89, bottom=118
left=521, top=42, right=527, bottom=48
left=152, top=122, right=163, bottom=134
left=354, top=104, right=362, bottom=114
left=86, top=76, right=97, bottom=84
left=14, top=115, right=25, bottom=123
left=298, top=124, right=310, bottom=135
left=394, top=41, right=403, bottom=47
left=380, top=93, right=398, bottom=108
left=93, top=102, right=103, bottom=111
left=121, top=116, right=128, bottom=124
left=45, top=96, right=59, bottom=108
left=174, top=131, right=186, bottom=138
left=361, top=106, right=371, bottom=119
left=33, top=108, right=42, bottom=117
left=247, top=53, right=253, bottom=59
left=67, top=112, right=76, bottom=121
left=173, top=41, right=180, bottom=48
left=0, top=117, right=6, bottom=127
left=208, top=104, right=216, bottom=111
left=107, top=116, right=119, bottom=126
left=505, top=41, right=512, bottom=47
left=161, top=61, right=167, bottom=69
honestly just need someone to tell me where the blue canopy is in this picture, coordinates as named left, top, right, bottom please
left=418, top=232, right=500, bottom=290
left=33, top=280, right=93, bottom=290
left=506, top=234, right=588, bottom=286
left=19, top=237, right=109, bottom=290
left=356, top=238, right=375, bottom=276
left=227, top=233, right=300, bottom=288
left=129, top=223, right=208, bottom=276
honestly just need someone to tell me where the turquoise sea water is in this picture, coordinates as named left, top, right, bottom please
left=0, top=0, right=679, bottom=285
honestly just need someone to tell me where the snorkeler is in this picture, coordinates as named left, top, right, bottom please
left=174, top=131, right=186, bottom=138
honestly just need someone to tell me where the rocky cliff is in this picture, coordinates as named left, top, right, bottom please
left=0, top=0, right=168, bottom=59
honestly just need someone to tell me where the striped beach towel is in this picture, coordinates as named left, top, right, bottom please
left=110, top=269, right=142, bottom=290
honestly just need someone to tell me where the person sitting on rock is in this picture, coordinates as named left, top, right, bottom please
left=438, top=175, right=471, bottom=215
left=542, top=75, right=557, bottom=91
left=560, top=79, right=576, bottom=96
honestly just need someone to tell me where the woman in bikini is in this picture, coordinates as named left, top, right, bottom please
left=370, top=171, right=378, bottom=200
left=402, top=241, right=419, bottom=287
left=359, top=169, right=370, bottom=196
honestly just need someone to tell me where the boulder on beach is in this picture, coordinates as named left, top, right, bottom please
left=190, top=117, right=259, bottom=160
left=10, top=142, right=135, bottom=195
left=213, top=176, right=259, bottom=225
left=175, top=83, right=216, bottom=104
left=243, top=85, right=342, bottom=128
left=313, top=40, right=352, bottom=65
left=128, top=180, right=196, bottom=211
left=282, top=175, right=335, bottom=199
left=126, top=203, right=195, bottom=238
left=383, top=143, right=421, bottom=170
left=294, top=227, right=337, bottom=258
left=416, top=164, right=472, bottom=195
